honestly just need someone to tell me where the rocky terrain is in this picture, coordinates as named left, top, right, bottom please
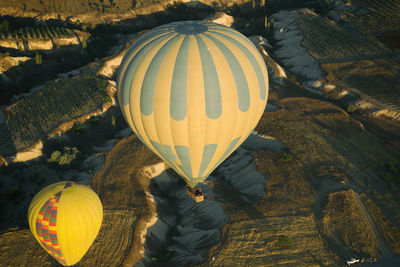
left=0, top=0, right=400, bottom=266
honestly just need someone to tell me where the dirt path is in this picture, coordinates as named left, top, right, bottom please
left=312, top=177, right=400, bottom=265
left=353, top=193, right=391, bottom=258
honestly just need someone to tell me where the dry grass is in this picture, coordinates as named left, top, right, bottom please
left=90, top=134, right=160, bottom=211
left=205, top=215, right=338, bottom=266
left=322, top=189, right=379, bottom=257
left=89, top=134, right=162, bottom=265
left=0, top=229, right=55, bottom=266
left=79, top=209, right=139, bottom=266
left=362, top=195, right=400, bottom=254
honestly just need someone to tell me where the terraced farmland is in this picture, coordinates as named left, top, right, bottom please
left=345, top=75, right=400, bottom=111
left=297, top=11, right=392, bottom=63
left=0, top=26, right=74, bottom=40
left=350, top=0, right=400, bottom=34
left=0, top=75, right=110, bottom=157
left=323, top=57, right=400, bottom=111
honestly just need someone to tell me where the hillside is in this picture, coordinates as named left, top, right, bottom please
left=2, top=75, right=400, bottom=266
left=0, top=0, right=400, bottom=266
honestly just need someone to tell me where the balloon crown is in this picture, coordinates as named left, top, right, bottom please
left=175, top=21, right=208, bottom=35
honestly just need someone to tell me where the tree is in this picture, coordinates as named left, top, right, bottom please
left=0, top=19, right=9, bottom=33
left=35, top=52, right=42, bottom=64
left=82, top=37, right=87, bottom=48
left=28, top=27, right=35, bottom=38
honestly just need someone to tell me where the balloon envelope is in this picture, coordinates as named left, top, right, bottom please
left=118, top=20, right=268, bottom=188
left=28, top=181, right=103, bottom=266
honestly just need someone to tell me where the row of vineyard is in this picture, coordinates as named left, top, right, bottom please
left=0, top=76, right=109, bottom=156
left=297, top=12, right=392, bottom=63
left=351, top=0, right=400, bottom=34
left=346, top=75, right=400, bottom=112
left=0, top=26, right=74, bottom=40
left=0, top=0, right=165, bottom=15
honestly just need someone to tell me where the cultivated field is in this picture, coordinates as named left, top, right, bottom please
left=347, top=0, right=400, bottom=34
left=0, top=26, right=75, bottom=40
left=0, top=73, right=110, bottom=157
left=297, top=10, right=392, bottom=63
left=322, top=56, right=400, bottom=111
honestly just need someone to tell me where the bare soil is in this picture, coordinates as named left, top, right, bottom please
left=198, top=79, right=400, bottom=266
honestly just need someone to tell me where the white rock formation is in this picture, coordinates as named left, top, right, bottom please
left=272, top=10, right=324, bottom=80
left=206, top=11, right=234, bottom=27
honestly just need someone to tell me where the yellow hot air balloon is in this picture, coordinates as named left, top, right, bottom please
left=28, top=181, right=103, bottom=266
left=117, top=20, right=268, bottom=190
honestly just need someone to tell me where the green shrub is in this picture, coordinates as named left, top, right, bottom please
left=380, top=172, right=392, bottom=182
left=389, top=183, right=399, bottom=193
left=90, top=117, right=101, bottom=126
left=347, top=104, right=357, bottom=113
left=48, top=150, right=61, bottom=163
left=83, top=74, right=93, bottom=80
left=289, top=75, right=297, bottom=83
left=47, top=147, right=79, bottom=165
left=73, top=123, right=85, bottom=134
left=384, top=162, right=397, bottom=173
left=282, top=153, right=293, bottom=161
left=277, top=235, right=294, bottom=247
left=102, top=95, right=112, bottom=103
left=58, top=147, right=79, bottom=165
left=384, top=193, right=391, bottom=200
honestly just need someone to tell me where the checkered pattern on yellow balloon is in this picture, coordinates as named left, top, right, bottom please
left=36, top=191, right=66, bottom=266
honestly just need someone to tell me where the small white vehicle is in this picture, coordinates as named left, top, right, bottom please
left=346, top=257, right=360, bottom=265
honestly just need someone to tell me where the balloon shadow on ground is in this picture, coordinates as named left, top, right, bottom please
left=139, top=168, right=229, bottom=266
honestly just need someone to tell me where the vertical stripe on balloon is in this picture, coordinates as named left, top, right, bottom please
left=204, top=33, right=250, bottom=112
left=198, top=144, right=217, bottom=177
left=195, top=35, right=222, bottom=120
left=209, top=136, right=241, bottom=174
left=175, top=145, right=193, bottom=178
left=117, top=28, right=170, bottom=83
left=170, top=35, right=190, bottom=121
left=150, top=140, right=178, bottom=169
left=208, top=30, right=266, bottom=100
left=140, top=34, right=180, bottom=115
left=121, top=32, right=172, bottom=106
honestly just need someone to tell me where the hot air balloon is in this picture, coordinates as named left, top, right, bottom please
left=28, top=181, right=103, bottom=266
left=117, top=20, right=268, bottom=200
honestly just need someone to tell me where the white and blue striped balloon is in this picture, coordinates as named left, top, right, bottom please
left=117, top=21, right=268, bottom=188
